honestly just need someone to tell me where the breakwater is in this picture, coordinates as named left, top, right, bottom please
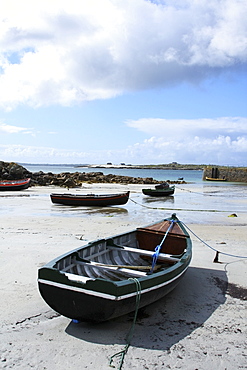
left=0, top=161, right=185, bottom=186
left=203, top=166, right=247, bottom=182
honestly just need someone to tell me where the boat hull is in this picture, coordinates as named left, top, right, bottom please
left=205, top=177, right=227, bottom=181
left=38, top=214, right=192, bottom=322
left=50, top=191, right=130, bottom=206
left=38, top=268, right=187, bottom=322
left=142, top=187, right=175, bottom=197
left=0, top=178, right=31, bottom=191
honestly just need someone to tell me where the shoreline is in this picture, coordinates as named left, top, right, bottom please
left=78, top=164, right=204, bottom=170
left=0, top=184, right=246, bottom=369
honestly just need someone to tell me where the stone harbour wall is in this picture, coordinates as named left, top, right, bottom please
left=203, top=166, right=247, bottom=183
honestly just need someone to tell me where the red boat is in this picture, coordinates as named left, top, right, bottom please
left=0, top=178, right=31, bottom=191
left=50, top=191, right=130, bottom=207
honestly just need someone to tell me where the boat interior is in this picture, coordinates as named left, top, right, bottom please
left=55, top=221, right=188, bottom=281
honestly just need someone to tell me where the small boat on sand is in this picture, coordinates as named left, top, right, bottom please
left=50, top=191, right=130, bottom=207
left=142, top=183, right=175, bottom=197
left=38, top=213, right=192, bottom=322
left=0, top=178, right=31, bottom=191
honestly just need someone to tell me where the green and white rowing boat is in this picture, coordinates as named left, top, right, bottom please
left=38, top=213, right=192, bottom=323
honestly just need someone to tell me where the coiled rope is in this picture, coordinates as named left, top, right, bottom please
left=109, top=278, right=142, bottom=369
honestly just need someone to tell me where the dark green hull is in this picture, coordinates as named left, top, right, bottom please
left=142, top=186, right=175, bottom=197
left=38, top=269, right=187, bottom=322
left=38, top=214, right=192, bottom=322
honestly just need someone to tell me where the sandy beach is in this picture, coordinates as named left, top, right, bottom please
left=0, top=184, right=246, bottom=369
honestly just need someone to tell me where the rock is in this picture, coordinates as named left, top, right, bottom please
left=0, top=161, right=187, bottom=187
left=9, top=164, right=25, bottom=179
left=63, top=178, right=77, bottom=188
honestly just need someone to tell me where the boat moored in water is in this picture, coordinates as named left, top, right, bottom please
left=205, top=177, right=227, bottom=181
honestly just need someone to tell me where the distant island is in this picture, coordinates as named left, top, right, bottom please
left=1, top=161, right=247, bottom=183
left=76, top=162, right=205, bottom=170
left=75, top=163, right=247, bottom=182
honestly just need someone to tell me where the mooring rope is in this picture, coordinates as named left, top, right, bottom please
left=109, top=278, right=142, bottom=370
left=150, top=219, right=176, bottom=273
left=129, top=197, right=170, bottom=210
left=175, top=185, right=218, bottom=196
left=176, top=185, right=247, bottom=197
left=129, top=197, right=234, bottom=213
left=181, top=221, right=247, bottom=260
left=129, top=197, right=247, bottom=259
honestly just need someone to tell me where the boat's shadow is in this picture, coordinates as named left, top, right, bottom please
left=142, top=196, right=174, bottom=205
left=51, top=206, right=128, bottom=216
left=65, top=266, right=227, bottom=350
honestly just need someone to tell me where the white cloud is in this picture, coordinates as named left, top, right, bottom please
left=126, top=117, right=247, bottom=137
left=124, top=134, right=247, bottom=165
left=0, top=123, right=30, bottom=134
left=1, top=125, right=247, bottom=166
left=0, top=0, right=246, bottom=109
left=0, top=144, right=117, bottom=164
left=124, top=116, right=247, bottom=165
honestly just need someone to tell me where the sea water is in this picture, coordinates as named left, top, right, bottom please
left=22, top=163, right=203, bottom=183
left=2, top=164, right=247, bottom=226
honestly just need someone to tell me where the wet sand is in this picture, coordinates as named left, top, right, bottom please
left=0, top=184, right=246, bottom=369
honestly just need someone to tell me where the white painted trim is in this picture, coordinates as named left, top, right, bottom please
left=38, top=266, right=188, bottom=301
left=64, top=272, right=92, bottom=283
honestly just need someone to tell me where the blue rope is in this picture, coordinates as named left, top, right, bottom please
left=181, top=221, right=247, bottom=259
left=150, top=220, right=176, bottom=273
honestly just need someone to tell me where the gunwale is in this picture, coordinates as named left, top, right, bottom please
left=205, top=177, right=227, bottom=181
left=38, top=214, right=192, bottom=322
left=0, top=178, right=31, bottom=191
left=50, top=191, right=130, bottom=206
left=142, top=186, right=175, bottom=197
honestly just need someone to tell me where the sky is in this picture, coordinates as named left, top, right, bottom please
left=0, top=0, right=246, bottom=166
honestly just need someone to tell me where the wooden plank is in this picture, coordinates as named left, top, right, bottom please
left=107, top=245, right=180, bottom=262
left=137, top=224, right=188, bottom=237
left=72, top=258, right=148, bottom=277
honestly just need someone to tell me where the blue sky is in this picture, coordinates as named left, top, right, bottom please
left=0, top=0, right=246, bottom=166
